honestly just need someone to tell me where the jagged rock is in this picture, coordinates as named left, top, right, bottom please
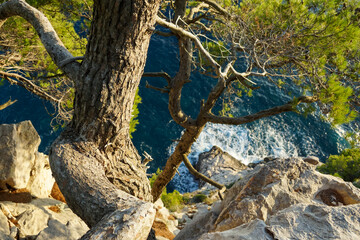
left=36, top=218, right=87, bottom=240
left=0, top=121, right=54, bottom=198
left=17, top=208, right=49, bottom=236
left=214, top=158, right=360, bottom=231
left=267, top=203, right=360, bottom=239
left=0, top=198, right=89, bottom=239
left=195, top=146, right=247, bottom=189
left=198, top=219, right=273, bottom=240
left=175, top=157, right=360, bottom=240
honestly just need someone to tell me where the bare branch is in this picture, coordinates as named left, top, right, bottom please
left=197, top=0, right=231, bottom=18
left=205, top=96, right=318, bottom=125
left=143, top=71, right=172, bottom=85
left=0, top=70, right=61, bottom=103
left=156, top=16, right=221, bottom=75
left=58, top=56, right=84, bottom=68
left=0, top=0, right=80, bottom=81
left=145, top=81, right=170, bottom=94
left=227, top=75, right=259, bottom=90
left=182, top=154, right=225, bottom=190
left=0, top=98, right=17, bottom=110
left=169, top=38, right=196, bottom=128
left=153, top=30, right=174, bottom=37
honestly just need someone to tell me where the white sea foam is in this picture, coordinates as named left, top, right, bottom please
left=168, top=120, right=310, bottom=192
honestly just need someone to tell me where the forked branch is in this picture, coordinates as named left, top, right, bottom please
left=205, top=96, right=318, bottom=125
left=0, top=0, right=80, bottom=81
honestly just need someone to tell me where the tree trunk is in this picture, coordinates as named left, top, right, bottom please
left=151, top=124, right=205, bottom=201
left=49, top=0, right=160, bottom=233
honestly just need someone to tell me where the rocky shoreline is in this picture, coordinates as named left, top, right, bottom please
left=0, top=121, right=359, bottom=240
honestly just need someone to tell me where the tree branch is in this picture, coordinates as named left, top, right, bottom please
left=156, top=16, right=221, bottom=75
left=0, top=98, right=17, bottom=110
left=145, top=81, right=170, bottom=94
left=0, top=0, right=80, bottom=81
left=227, top=75, right=259, bottom=90
left=197, top=0, right=231, bottom=18
left=143, top=71, right=172, bottom=85
left=168, top=37, right=197, bottom=128
left=182, top=154, right=225, bottom=190
left=205, top=96, right=318, bottom=125
left=0, top=71, right=61, bottom=103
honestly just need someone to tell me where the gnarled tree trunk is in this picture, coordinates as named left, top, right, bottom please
left=47, top=0, right=160, bottom=237
left=0, top=0, right=160, bottom=236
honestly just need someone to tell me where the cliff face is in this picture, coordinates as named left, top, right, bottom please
left=1, top=121, right=360, bottom=240
left=176, top=149, right=360, bottom=240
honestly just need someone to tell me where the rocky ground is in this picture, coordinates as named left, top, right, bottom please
left=1, top=121, right=360, bottom=240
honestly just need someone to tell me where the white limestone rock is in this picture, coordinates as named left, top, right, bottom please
left=17, top=208, right=49, bottom=236
left=175, top=157, right=360, bottom=240
left=267, top=203, right=360, bottom=240
left=26, top=152, right=55, bottom=198
left=0, top=198, right=89, bottom=239
left=195, top=146, right=247, bottom=189
left=80, top=202, right=155, bottom=240
left=0, top=121, right=54, bottom=198
left=198, top=219, right=273, bottom=240
left=0, top=121, right=40, bottom=189
left=36, top=218, right=88, bottom=240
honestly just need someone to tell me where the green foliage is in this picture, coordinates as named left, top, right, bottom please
left=207, top=0, right=360, bottom=125
left=129, top=89, right=141, bottom=138
left=317, top=148, right=360, bottom=185
left=161, top=190, right=184, bottom=212
left=192, top=194, right=208, bottom=203
left=150, top=169, right=185, bottom=211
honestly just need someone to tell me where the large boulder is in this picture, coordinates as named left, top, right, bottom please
left=195, top=146, right=247, bottom=189
left=0, top=121, right=54, bottom=198
left=175, top=157, right=360, bottom=240
left=0, top=198, right=89, bottom=239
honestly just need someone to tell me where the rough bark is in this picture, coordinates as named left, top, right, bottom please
left=151, top=127, right=205, bottom=201
left=1, top=0, right=161, bottom=238
left=48, top=0, right=161, bottom=232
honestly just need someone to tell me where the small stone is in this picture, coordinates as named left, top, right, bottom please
left=303, top=156, right=320, bottom=165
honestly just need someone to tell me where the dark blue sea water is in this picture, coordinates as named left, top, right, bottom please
left=0, top=33, right=350, bottom=193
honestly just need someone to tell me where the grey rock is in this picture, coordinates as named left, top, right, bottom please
left=177, top=157, right=360, bottom=240
left=0, top=198, right=89, bottom=239
left=195, top=146, right=247, bottom=189
left=0, top=121, right=40, bottom=189
left=36, top=218, right=87, bottom=240
left=80, top=202, right=155, bottom=240
left=17, top=208, right=49, bottom=236
left=0, top=232, right=14, bottom=240
left=198, top=219, right=273, bottom=240
left=268, top=203, right=360, bottom=240
left=0, top=121, right=54, bottom=197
